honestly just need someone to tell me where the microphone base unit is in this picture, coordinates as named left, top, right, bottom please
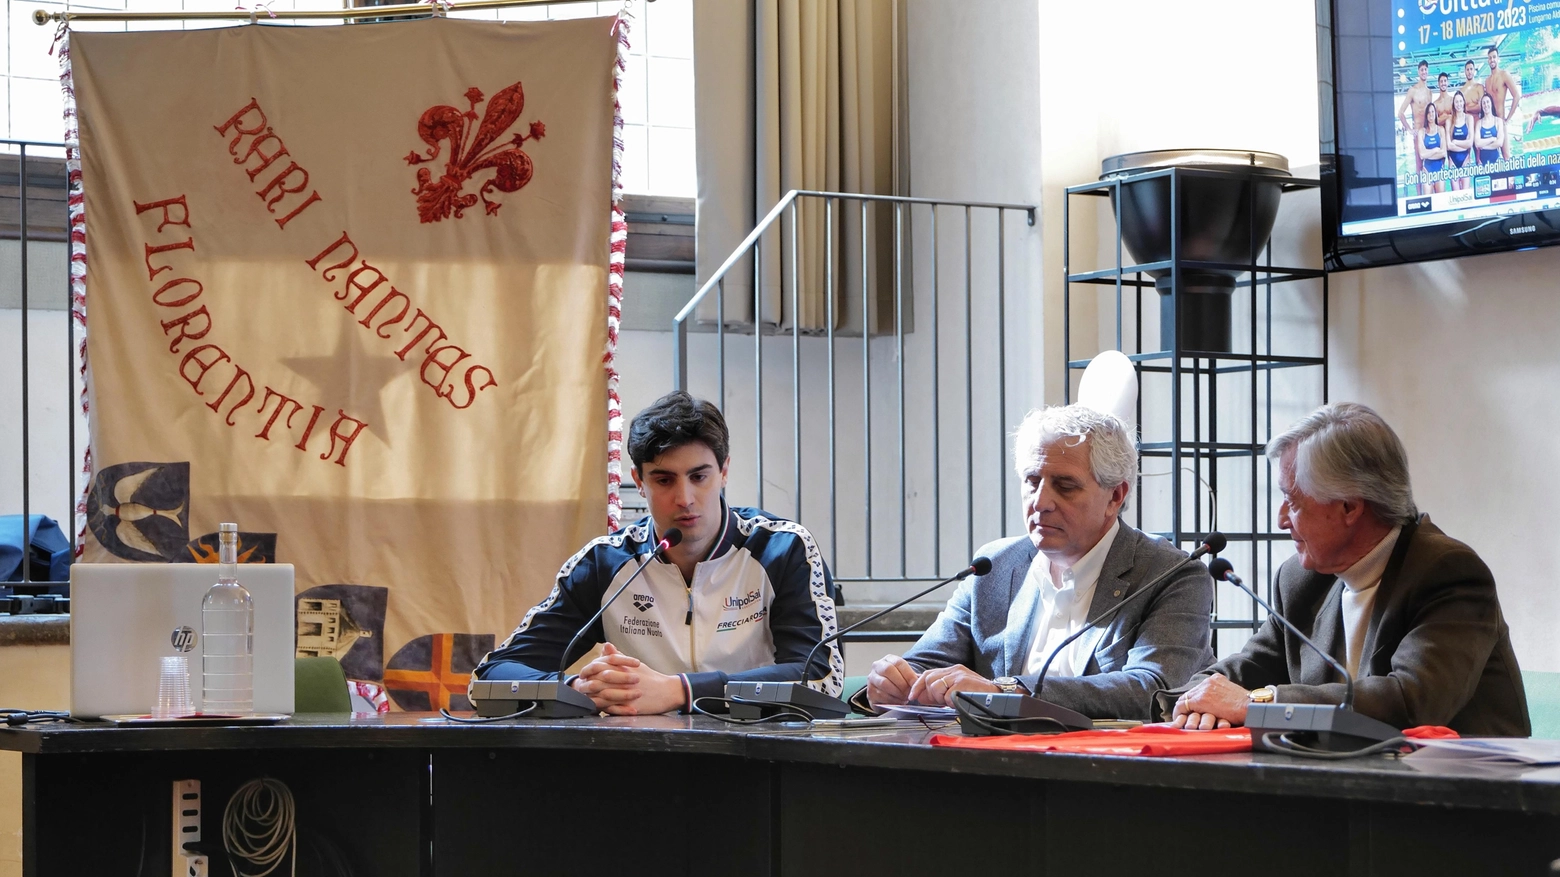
left=1246, top=703, right=1400, bottom=752
left=469, top=680, right=599, bottom=719
left=954, top=692, right=1094, bottom=736
left=724, top=682, right=850, bottom=721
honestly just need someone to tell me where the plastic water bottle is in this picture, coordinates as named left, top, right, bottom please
left=201, top=522, right=254, bottom=715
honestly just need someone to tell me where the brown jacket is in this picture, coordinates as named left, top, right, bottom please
left=1186, top=516, right=1529, bottom=736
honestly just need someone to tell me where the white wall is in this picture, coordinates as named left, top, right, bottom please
left=1039, top=0, right=1559, bottom=673
left=616, top=1, right=1046, bottom=612
left=903, top=0, right=1044, bottom=564
left=1035, top=0, right=1326, bottom=658
left=1330, top=251, right=1560, bottom=673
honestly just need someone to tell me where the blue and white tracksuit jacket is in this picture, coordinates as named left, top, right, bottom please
left=472, top=502, right=843, bottom=709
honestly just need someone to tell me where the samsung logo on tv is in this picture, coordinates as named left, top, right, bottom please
left=1509, top=225, right=1537, bottom=235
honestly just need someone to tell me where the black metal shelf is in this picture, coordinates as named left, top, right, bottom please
left=1069, top=352, right=1325, bottom=370
left=1065, top=166, right=1324, bottom=195
left=1063, top=162, right=1326, bottom=651
left=1067, top=263, right=1325, bottom=286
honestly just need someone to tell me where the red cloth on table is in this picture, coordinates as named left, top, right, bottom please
left=928, top=723, right=1460, bottom=757
left=929, top=724, right=1253, bottom=757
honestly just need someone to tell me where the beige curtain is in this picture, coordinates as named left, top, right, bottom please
left=694, top=0, right=902, bottom=333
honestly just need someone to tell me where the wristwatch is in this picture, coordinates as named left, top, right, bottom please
left=992, top=677, right=1027, bottom=694
left=1249, top=685, right=1277, bottom=704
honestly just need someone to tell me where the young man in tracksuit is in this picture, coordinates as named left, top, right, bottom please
left=471, top=391, right=842, bottom=714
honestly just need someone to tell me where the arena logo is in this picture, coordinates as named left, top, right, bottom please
left=632, top=593, right=655, bottom=612
left=1509, top=225, right=1537, bottom=235
left=723, top=589, right=762, bottom=610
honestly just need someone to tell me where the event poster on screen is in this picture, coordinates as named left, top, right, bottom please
left=1392, top=0, right=1560, bottom=221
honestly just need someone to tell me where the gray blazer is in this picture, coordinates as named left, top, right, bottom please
left=1163, top=516, right=1529, bottom=736
left=899, top=524, right=1215, bottom=720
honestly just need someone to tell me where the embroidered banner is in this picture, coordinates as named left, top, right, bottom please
left=68, top=17, right=624, bottom=704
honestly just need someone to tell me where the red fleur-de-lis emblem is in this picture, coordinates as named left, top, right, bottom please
left=405, top=83, right=546, bottom=223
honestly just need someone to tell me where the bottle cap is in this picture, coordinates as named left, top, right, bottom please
left=219, top=522, right=238, bottom=533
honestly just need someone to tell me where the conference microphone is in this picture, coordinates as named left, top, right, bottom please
left=1205, top=553, right=1399, bottom=752
left=724, top=556, right=994, bottom=721
left=469, top=527, right=683, bottom=719
left=956, top=533, right=1226, bottom=736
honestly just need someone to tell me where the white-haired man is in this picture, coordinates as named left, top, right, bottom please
left=1170, top=403, right=1529, bottom=735
left=857, top=404, right=1215, bottom=720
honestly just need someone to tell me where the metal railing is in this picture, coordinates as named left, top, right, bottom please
left=2, top=140, right=75, bottom=593
left=672, top=189, right=1035, bottom=591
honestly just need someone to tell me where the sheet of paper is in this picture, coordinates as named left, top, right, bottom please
left=1406, top=737, right=1560, bottom=765
left=874, top=703, right=959, bottom=719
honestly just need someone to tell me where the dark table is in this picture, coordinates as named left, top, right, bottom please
left=6, top=713, right=1560, bottom=876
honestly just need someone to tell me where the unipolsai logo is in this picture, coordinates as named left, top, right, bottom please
left=170, top=626, right=197, bottom=653
left=723, top=590, right=762, bottom=610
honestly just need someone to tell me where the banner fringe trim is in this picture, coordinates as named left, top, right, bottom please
left=59, top=27, right=91, bottom=557
left=604, top=12, right=631, bottom=533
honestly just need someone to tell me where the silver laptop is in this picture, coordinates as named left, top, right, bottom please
left=70, top=563, right=296, bottom=718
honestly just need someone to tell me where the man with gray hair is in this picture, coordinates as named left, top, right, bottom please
left=857, top=403, right=1215, bottom=720
left=1171, top=402, right=1529, bottom=735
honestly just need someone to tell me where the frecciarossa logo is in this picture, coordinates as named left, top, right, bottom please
left=723, top=590, right=761, bottom=610
left=717, top=607, right=767, bottom=633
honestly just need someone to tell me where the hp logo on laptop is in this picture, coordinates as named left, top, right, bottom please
left=170, top=626, right=197, bottom=653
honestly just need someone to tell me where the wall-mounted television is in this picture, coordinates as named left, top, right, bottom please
left=1318, top=0, right=1560, bottom=270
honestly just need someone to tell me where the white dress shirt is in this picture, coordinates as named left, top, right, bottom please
left=1023, top=519, right=1120, bottom=678
left=1337, top=525, right=1402, bottom=679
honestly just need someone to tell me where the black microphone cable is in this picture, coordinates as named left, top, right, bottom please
left=0, top=708, right=75, bottom=727
left=688, top=696, right=815, bottom=725
left=557, top=526, right=684, bottom=682
left=952, top=534, right=1227, bottom=737
left=443, top=527, right=684, bottom=723
left=1206, top=555, right=1410, bottom=760
left=439, top=702, right=540, bottom=724
left=800, top=555, right=993, bottom=686
left=692, top=556, right=995, bottom=726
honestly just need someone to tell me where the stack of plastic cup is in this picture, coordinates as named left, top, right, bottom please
left=155, top=655, right=194, bottom=718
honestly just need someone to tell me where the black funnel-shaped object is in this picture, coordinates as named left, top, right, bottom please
left=1101, top=149, right=1291, bottom=353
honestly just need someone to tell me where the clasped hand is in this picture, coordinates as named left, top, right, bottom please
left=865, top=654, right=998, bottom=708
left=570, top=643, right=685, bottom=715
left=1171, top=673, right=1250, bottom=730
